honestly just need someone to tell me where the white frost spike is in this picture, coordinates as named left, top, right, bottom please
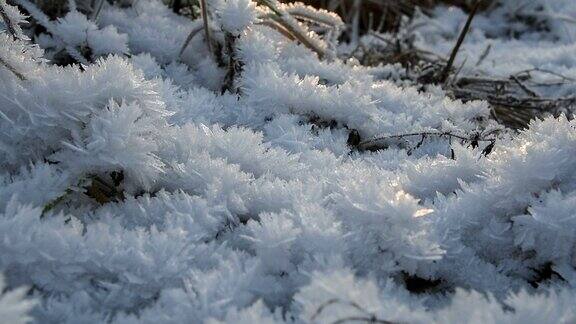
left=0, top=0, right=28, bottom=40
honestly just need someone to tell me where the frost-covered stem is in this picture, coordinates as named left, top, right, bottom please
left=66, top=45, right=90, bottom=65
left=0, top=55, right=25, bottom=80
left=257, top=20, right=295, bottom=41
left=200, top=0, right=212, bottom=55
left=281, top=3, right=344, bottom=28
left=14, top=0, right=53, bottom=30
left=359, top=131, right=496, bottom=149
left=258, top=0, right=328, bottom=59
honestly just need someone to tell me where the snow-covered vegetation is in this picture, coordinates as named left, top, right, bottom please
left=1, top=0, right=576, bottom=322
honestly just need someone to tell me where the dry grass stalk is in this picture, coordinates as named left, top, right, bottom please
left=259, top=0, right=330, bottom=58
left=200, top=0, right=212, bottom=54
left=257, top=19, right=297, bottom=40
left=451, top=74, right=576, bottom=128
left=179, top=23, right=204, bottom=57
left=438, top=0, right=483, bottom=84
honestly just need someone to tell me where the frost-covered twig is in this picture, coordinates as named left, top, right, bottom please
left=360, top=131, right=496, bottom=145
left=282, top=2, right=344, bottom=28
left=257, top=19, right=296, bottom=40
left=358, top=130, right=497, bottom=155
left=13, top=0, right=52, bottom=30
left=181, top=0, right=340, bottom=61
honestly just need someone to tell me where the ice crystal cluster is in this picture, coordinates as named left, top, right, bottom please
left=1, top=0, right=576, bottom=322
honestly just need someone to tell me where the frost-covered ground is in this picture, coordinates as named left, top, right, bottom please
left=1, top=0, right=576, bottom=323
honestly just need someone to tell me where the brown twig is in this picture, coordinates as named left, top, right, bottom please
left=358, top=130, right=497, bottom=156
left=258, top=20, right=297, bottom=41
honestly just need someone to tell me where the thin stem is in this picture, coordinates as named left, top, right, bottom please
left=359, top=131, right=495, bottom=148
left=179, top=23, right=204, bottom=57
left=200, top=0, right=212, bottom=54
left=258, top=0, right=328, bottom=59
left=258, top=20, right=296, bottom=40
left=0, top=55, right=26, bottom=80
left=438, top=0, right=483, bottom=84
